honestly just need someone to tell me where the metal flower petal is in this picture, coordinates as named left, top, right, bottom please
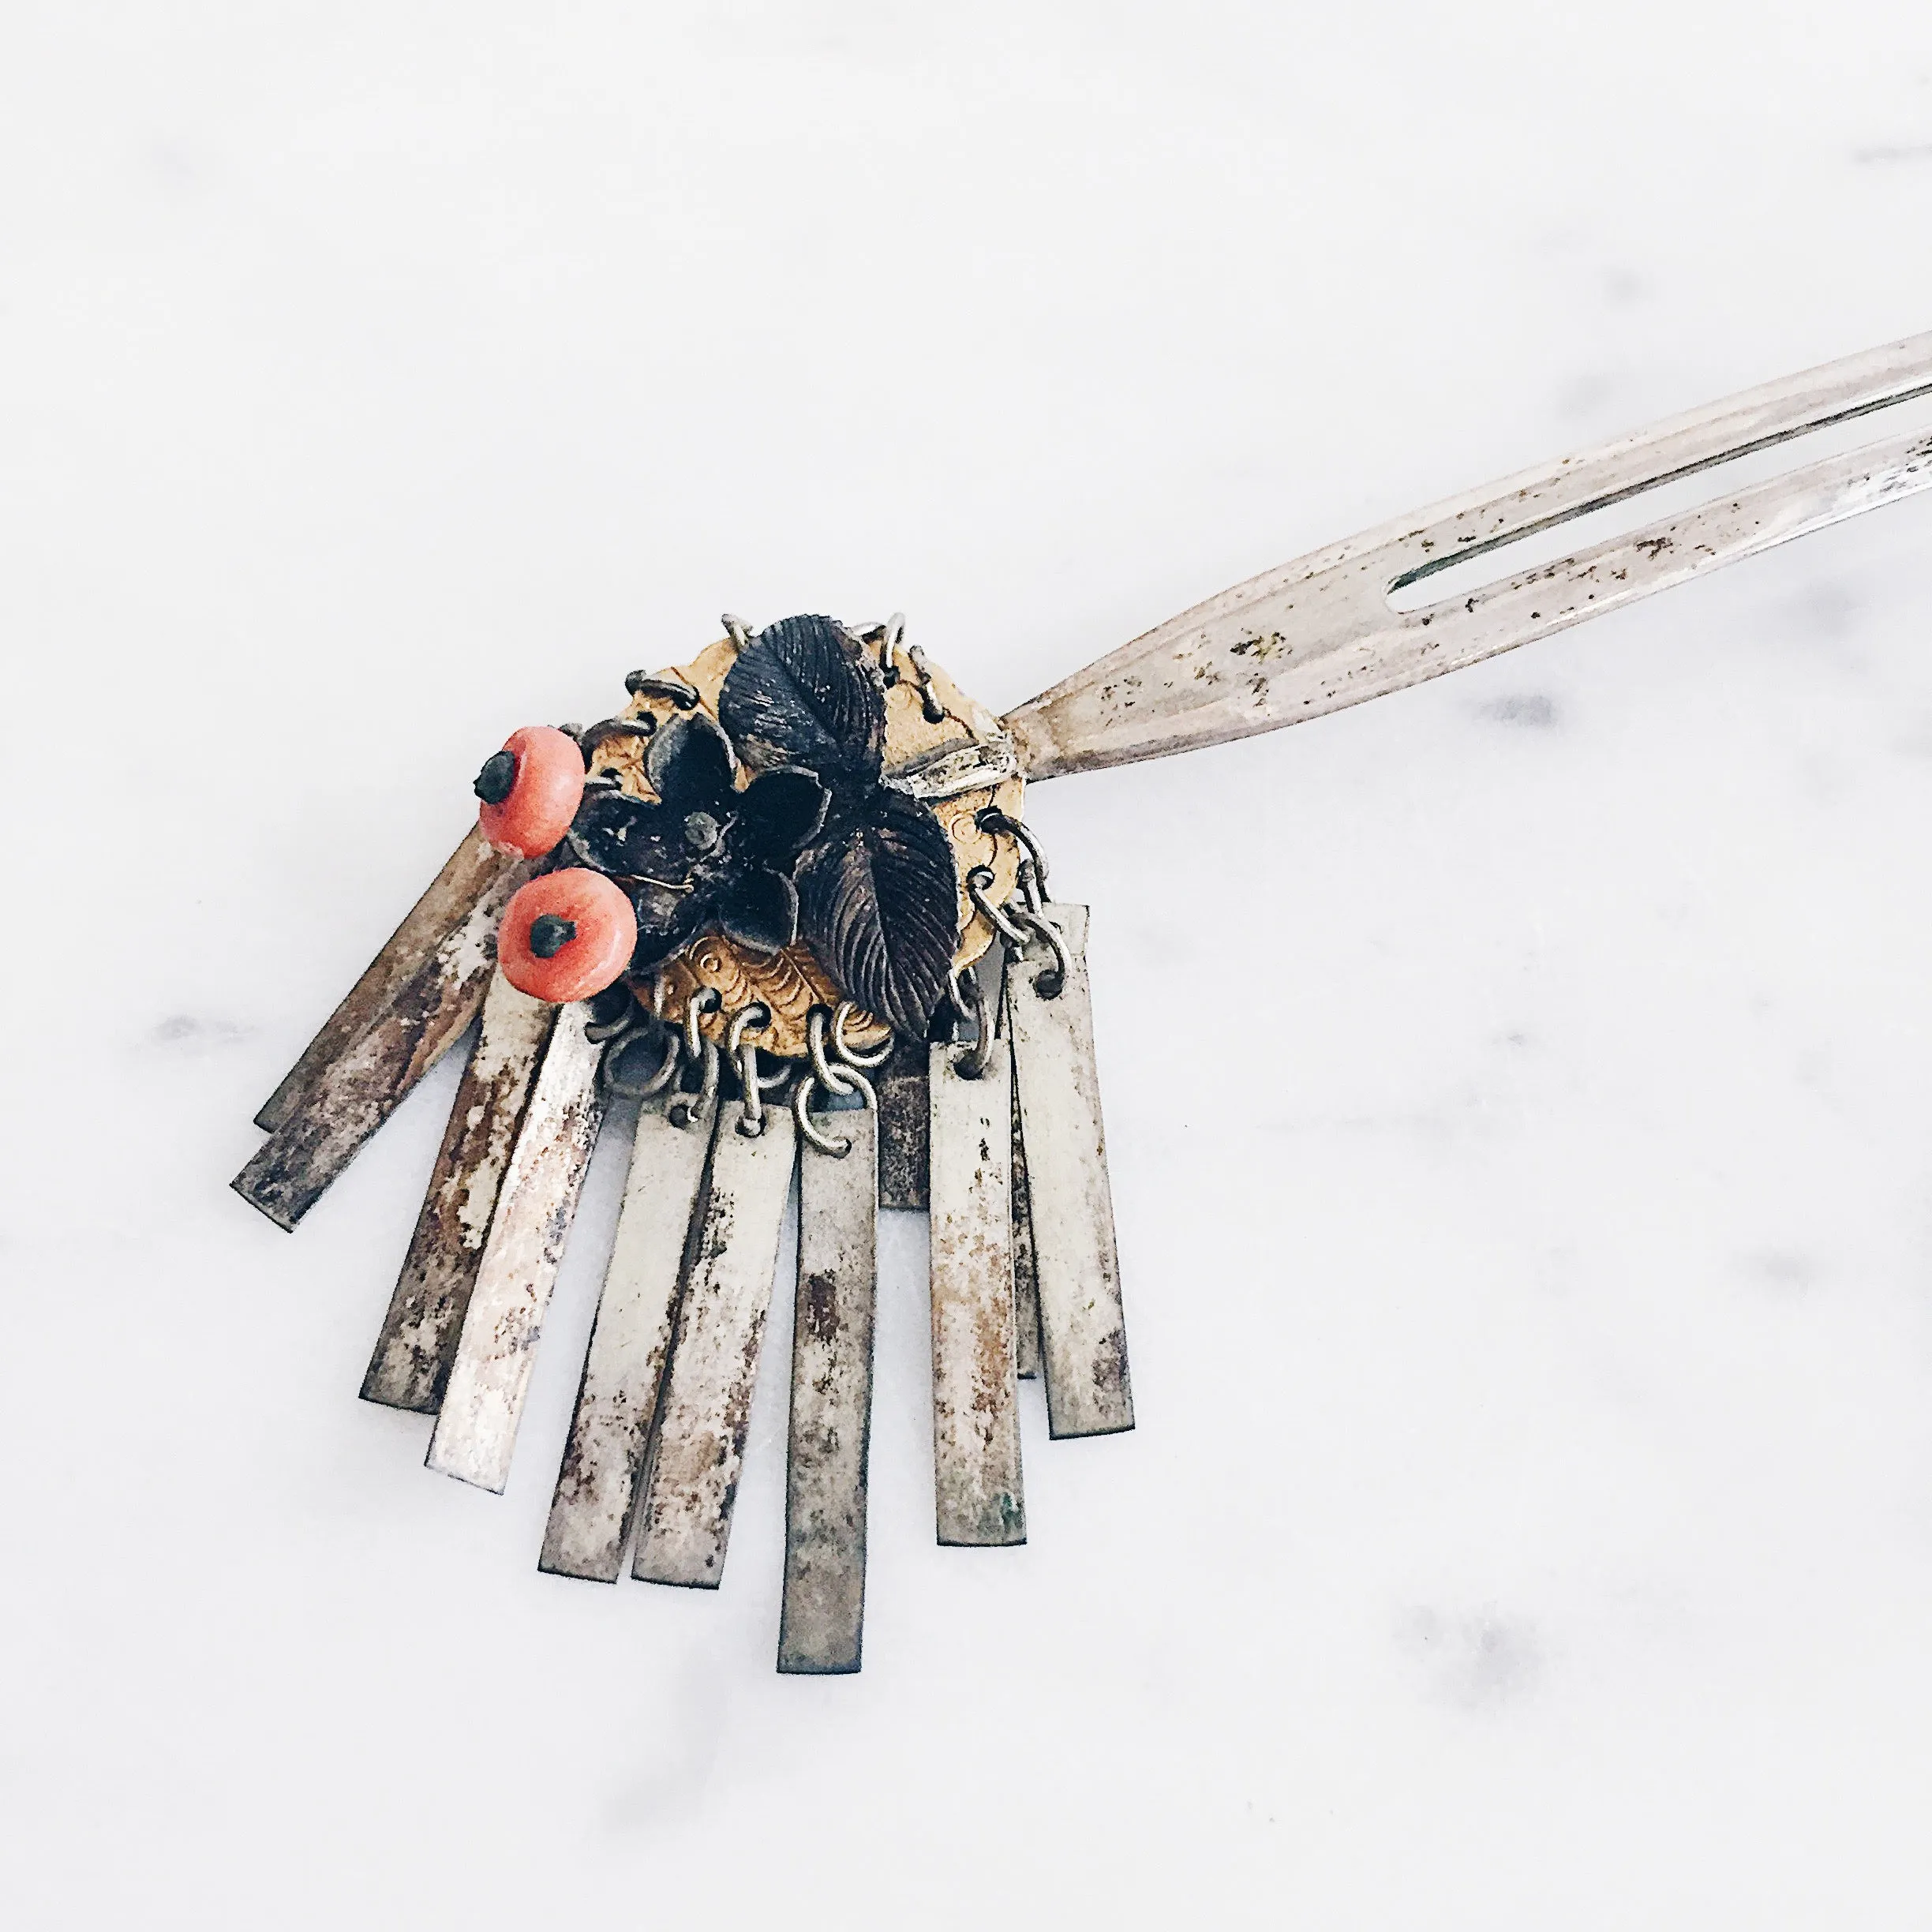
left=644, top=710, right=737, bottom=810
left=627, top=880, right=704, bottom=973
left=730, top=766, right=829, bottom=860
left=708, top=864, right=799, bottom=954
left=570, top=791, right=695, bottom=878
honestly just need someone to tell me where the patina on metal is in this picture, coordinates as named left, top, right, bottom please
left=227, top=332, right=1932, bottom=1671
left=779, top=1102, right=879, bottom=1674
left=1003, top=331, right=1932, bottom=781
left=1005, top=904, right=1132, bottom=1440
left=231, top=853, right=532, bottom=1231
left=425, top=999, right=605, bottom=1493
left=874, top=1032, right=930, bottom=1211
left=252, top=830, right=530, bottom=1135
left=539, top=1070, right=716, bottom=1582
left=361, top=971, right=557, bottom=1413
left=1008, top=1062, right=1043, bottom=1382
left=927, top=1038, right=1025, bottom=1548
left=632, top=1095, right=798, bottom=1588
left=882, top=732, right=1021, bottom=803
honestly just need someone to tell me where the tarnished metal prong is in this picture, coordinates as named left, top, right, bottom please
left=1004, top=330, right=1932, bottom=780
left=975, top=807, right=1051, bottom=904
left=829, top=1001, right=893, bottom=1069
left=668, top=1036, right=720, bottom=1131
left=967, top=866, right=1029, bottom=950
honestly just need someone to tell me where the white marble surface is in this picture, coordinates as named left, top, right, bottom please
left=6, top=4, right=1932, bottom=1925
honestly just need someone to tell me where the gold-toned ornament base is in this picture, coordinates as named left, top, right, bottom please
left=590, top=627, right=1024, bottom=1061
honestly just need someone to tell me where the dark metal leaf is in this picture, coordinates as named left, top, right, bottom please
left=796, top=792, right=959, bottom=1037
left=732, top=766, right=829, bottom=859
left=718, top=614, right=885, bottom=783
left=711, top=866, right=799, bottom=954
left=645, top=710, right=736, bottom=808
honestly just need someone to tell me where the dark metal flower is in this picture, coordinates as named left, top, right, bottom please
left=721, top=616, right=960, bottom=1037
left=564, top=616, right=963, bottom=1035
left=569, top=710, right=829, bottom=971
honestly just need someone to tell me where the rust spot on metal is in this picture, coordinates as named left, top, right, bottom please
left=803, top=1271, right=841, bottom=1343
left=233, top=859, right=533, bottom=1232
left=875, top=1032, right=930, bottom=1209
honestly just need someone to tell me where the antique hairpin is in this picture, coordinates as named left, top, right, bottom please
left=234, top=329, right=1932, bottom=1673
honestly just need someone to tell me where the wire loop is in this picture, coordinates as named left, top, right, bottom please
left=830, top=1001, right=893, bottom=1069
left=808, top=1007, right=855, bottom=1097
left=904, top=643, right=947, bottom=723
left=684, top=985, right=722, bottom=1059
left=975, top=807, right=1051, bottom=905
left=792, top=1060, right=876, bottom=1158
left=1015, top=906, right=1072, bottom=1000
left=668, top=1036, right=719, bottom=1129
left=728, top=1002, right=773, bottom=1136
left=967, top=866, right=1029, bottom=949
left=949, top=965, right=995, bottom=1080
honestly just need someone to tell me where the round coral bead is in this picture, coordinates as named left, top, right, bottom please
left=497, top=871, right=637, bottom=1003
left=475, top=725, right=585, bottom=857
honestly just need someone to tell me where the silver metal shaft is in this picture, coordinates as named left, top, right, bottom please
left=1005, top=331, right=1932, bottom=780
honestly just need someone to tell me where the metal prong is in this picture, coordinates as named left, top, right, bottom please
left=1005, top=331, right=1932, bottom=779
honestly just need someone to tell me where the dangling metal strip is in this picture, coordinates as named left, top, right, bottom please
left=253, top=829, right=530, bottom=1136
left=424, top=998, right=606, bottom=1492
left=874, top=1032, right=928, bottom=1209
left=632, top=1035, right=799, bottom=1589
left=232, top=853, right=534, bottom=1231
left=1007, top=1054, right=1043, bottom=1381
left=361, top=971, right=557, bottom=1413
left=539, top=1032, right=717, bottom=1582
left=779, top=1039, right=879, bottom=1673
left=927, top=985, right=1026, bottom=1548
left=1003, top=904, right=1133, bottom=1439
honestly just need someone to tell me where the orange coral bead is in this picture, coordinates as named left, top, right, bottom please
left=497, top=871, right=637, bottom=1003
left=475, top=725, right=585, bottom=858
